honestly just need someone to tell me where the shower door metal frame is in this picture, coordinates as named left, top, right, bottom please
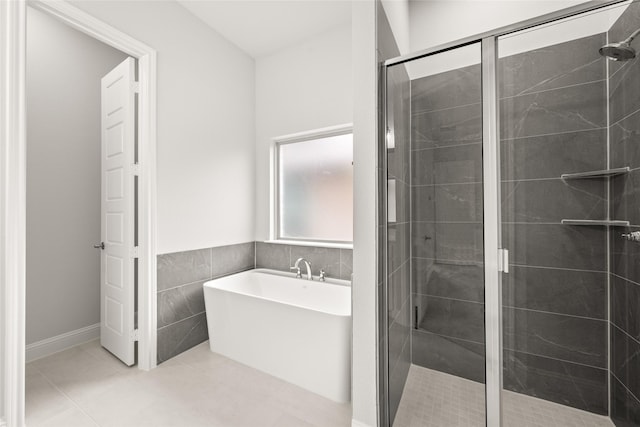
left=380, top=1, right=628, bottom=426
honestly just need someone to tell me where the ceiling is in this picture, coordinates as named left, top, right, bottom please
left=176, top=0, right=352, bottom=58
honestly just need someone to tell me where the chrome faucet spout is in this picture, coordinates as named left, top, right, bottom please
left=293, top=257, right=313, bottom=280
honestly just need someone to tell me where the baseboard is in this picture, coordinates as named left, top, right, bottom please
left=26, top=323, right=100, bottom=362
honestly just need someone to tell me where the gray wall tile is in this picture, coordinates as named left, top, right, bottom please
left=411, top=104, right=482, bottom=150
left=157, top=248, right=211, bottom=291
left=413, top=261, right=484, bottom=303
left=611, top=325, right=640, bottom=401
left=412, top=329, right=485, bottom=383
left=255, top=242, right=291, bottom=272
left=417, top=295, right=485, bottom=343
left=211, top=242, right=255, bottom=278
left=504, top=350, right=607, bottom=414
left=290, top=246, right=341, bottom=278
left=611, top=374, right=640, bottom=427
left=157, top=280, right=206, bottom=328
left=503, top=307, right=607, bottom=368
left=157, top=312, right=208, bottom=363
left=412, top=144, right=483, bottom=186
left=504, top=266, right=606, bottom=319
left=339, top=249, right=353, bottom=281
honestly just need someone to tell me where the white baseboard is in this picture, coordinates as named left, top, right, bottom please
left=26, top=323, right=100, bottom=362
left=352, top=419, right=374, bottom=427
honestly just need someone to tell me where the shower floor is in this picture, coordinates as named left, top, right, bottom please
left=393, top=365, right=614, bottom=427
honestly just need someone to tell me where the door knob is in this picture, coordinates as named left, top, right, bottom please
left=94, top=242, right=105, bottom=250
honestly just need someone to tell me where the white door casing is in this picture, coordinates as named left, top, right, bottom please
left=101, top=57, right=136, bottom=366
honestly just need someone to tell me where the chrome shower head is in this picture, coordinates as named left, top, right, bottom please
left=599, top=41, right=636, bottom=61
left=600, top=28, right=640, bottom=61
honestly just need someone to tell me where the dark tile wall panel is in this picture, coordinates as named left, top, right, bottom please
left=609, top=4, right=640, bottom=424
left=504, top=350, right=608, bottom=414
left=156, top=242, right=255, bottom=363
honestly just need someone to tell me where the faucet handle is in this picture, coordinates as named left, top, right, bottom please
left=290, top=266, right=302, bottom=278
left=319, top=269, right=326, bottom=281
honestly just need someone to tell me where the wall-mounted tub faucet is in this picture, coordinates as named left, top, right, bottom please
left=291, top=257, right=313, bottom=280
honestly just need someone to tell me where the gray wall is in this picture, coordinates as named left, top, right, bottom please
left=26, top=7, right=128, bottom=345
left=609, top=3, right=640, bottom=425
left=157, top=241, right=353, bottom=364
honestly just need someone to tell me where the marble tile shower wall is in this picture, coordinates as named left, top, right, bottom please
left=386, top=61, right=412, bottom=422
left=410, top=34, right=610, bottom=414
left=500, top=34, right=609, bottom=415
left=156, top=242, right=255, bottom=363
left=608, top=2, right=640, bottom=425
left=410, top=62, right=486, bottom=384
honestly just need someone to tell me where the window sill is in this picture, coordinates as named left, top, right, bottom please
left=264, top=240, right=353, bottom=250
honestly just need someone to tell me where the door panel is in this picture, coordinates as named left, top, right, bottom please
left=101, top=57, right=136, bottom=366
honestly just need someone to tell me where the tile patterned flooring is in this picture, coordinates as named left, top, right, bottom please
left=393, top=365, right=614, bottom=427
left=26, top=340, right=351, bottom=427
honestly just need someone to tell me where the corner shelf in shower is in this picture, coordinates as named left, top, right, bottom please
left=561, top=219, right=630, bottom=226
left=560, top=167, right=630, bottom=180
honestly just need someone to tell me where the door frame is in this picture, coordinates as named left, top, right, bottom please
left=1, top=1, right=158, bottom=424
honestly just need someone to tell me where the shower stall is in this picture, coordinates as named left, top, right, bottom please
left=380, top=1, right=640, bottom=426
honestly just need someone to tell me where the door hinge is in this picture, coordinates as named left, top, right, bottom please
left=131, top=246, right=140, bottom=259
left=498, top=248, right=509, bottom=273
left=132, top=163, right=141, bottom=176
left=131, top=329, right=139, bottom=342
left=132, top=81, right=140, bottom=93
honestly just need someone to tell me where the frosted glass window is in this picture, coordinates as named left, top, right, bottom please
left=278, top=132, right=353, bottom=243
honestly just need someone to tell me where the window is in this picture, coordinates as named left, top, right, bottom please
left=275, top=129, right=353, bottom=244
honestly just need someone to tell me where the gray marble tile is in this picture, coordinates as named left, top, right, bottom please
left=503, top=350, right=607, bottom=415
left=503, top=223, right=607, bottom=271
left=339, top=249, right=352, bottom=281
left=611, top=374, right=640, bottom=427
left=157, top=280, right=206, bottom=328
left=211, top=242, right=254, bottom=278
left=412, top=143, right=483, bottom=186
left=610, top=112, right=640, bottom=170
left=612, top=325, right=640, bottom=401
left=388, top=261, right=410, bottom=327
left=411, top=329, right=485, bottom=383
left=499, top=34, right=605, bottom=98
left=388, top=222, right=410, bottom=274
left=413, top=183, right=483, bottom=223
left=417, top=295, right=485, bottom=343
left=611, top=225, right=640, bottom=286
left=255, top=242, right=290, bottom=272
left=500, top=80, right=606, bottom=140
left=501, top=178, right=606, bottom=223
left=388, top=299, right=410, bottom=380
left=412, top=221, right=484, bottom=264
left=503, top=307, right=607, bottom=368
left=411, top=64, right=481, bottom=114
left=413, top=260, right=484, bottom=303
left=157, top=312, right=208, bottom=364
left=157, top=248, right=211, bottom=291
left=611, top=274, right=640, bottom=342
left=503, top=266, right=606, bottom=319
left=500, top=129, right=607, bottom=181
left=612, top=169, right=640, bottom=226
left=610, top=49, right=640, bottom=124
left=411, top=104, right=482, bottom=150
left=290, top=245, right=341, bottom=279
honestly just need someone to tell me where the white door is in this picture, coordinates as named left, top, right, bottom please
left=100, top=57, right=136, bottom=366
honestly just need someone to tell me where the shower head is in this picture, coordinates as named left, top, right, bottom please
left=599, top=41, right=636, bottom=61
left=600, top=28, right=640, bottom=61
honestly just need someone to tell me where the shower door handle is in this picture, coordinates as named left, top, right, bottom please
left=498, top=248, right=509, bottom=273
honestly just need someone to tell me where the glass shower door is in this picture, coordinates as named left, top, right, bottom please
left=385, top=42, right=487, bottom=427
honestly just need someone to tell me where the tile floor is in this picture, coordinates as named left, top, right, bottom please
left=393, top=365, right=614, bottom=427
left=26, top=340, right=352, bottom=427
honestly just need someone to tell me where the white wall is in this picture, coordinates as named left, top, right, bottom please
left=254, top=24, right=353, bottom=241
left=70, top=0, right=256, bottom=255
left=26, top=6, right=128, bottom=344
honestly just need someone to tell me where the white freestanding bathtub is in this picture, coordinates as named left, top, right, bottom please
left=203, top=268, right=352, bottom=402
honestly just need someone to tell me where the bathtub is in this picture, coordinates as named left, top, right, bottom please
left=203, top=268, right=352, bottom=402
